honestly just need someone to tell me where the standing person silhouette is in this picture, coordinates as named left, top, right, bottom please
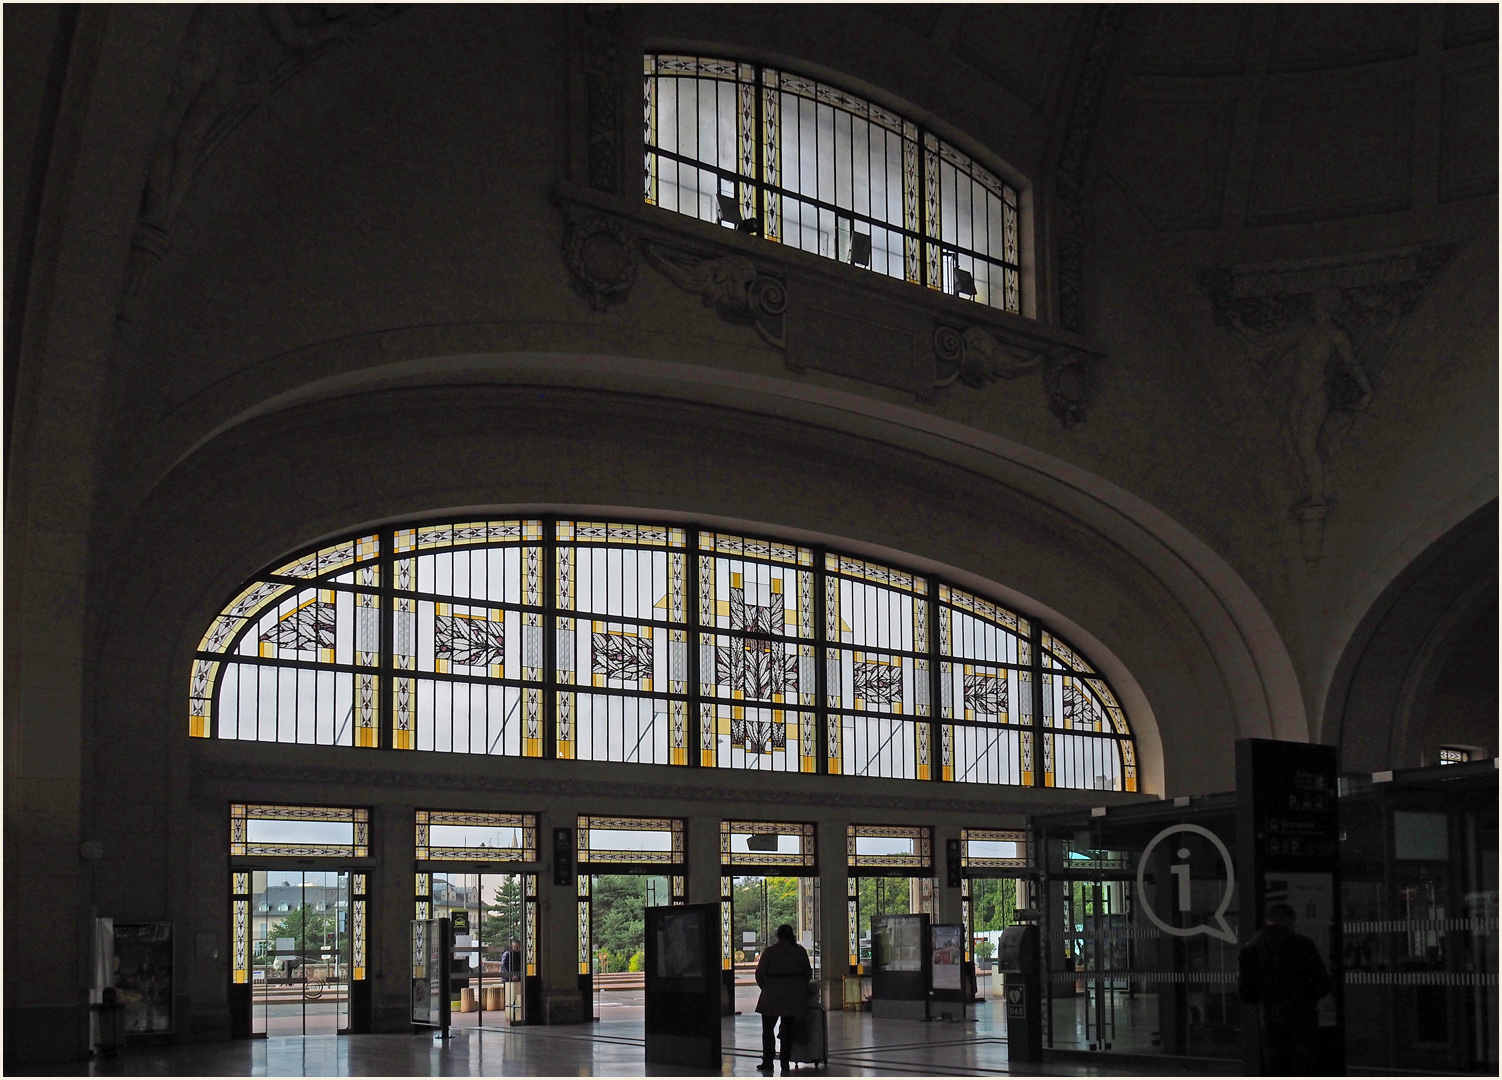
left=1238, top=902, right=1333, bottom=1075
left=500, top=938, right=521, bottom=982
left=755, top=923, right=812, bottom=1073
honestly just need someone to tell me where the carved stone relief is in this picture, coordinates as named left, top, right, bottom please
left=1053, top=3, right=1125, bottom=333
left=932, top=326, right=1044, bottom=388
left=559, top=194, right=1101, bottom=420
left=581, top=5, right=624, bottom=195
left=124, top=4, right=406, bottom=314
left=562, top=217, right=637, bottom=311
left=1044, top=353, right=1096, bottom=428
left=933, top=324, right=1094, bottom=426
left=638, top=240, right=785, bottom=348
left=1200, top=241, right=1463, bottom=561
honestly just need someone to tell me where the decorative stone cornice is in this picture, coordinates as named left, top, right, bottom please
left=555, top=181, right=1105, bottom=423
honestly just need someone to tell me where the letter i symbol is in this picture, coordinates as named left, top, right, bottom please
left=1171, top=848, right=1192, bottom=911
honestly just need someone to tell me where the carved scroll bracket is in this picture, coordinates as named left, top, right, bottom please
left=554, top=180, right=1103, bottom=414
left=933, top=323, right=1097, bottom=427
left=638, top=239, right=785, bottom=349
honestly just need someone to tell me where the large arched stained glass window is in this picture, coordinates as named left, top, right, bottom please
left=643, top=55, right=1022, bottom=312
left=191, top=518, right=1136, bottom=792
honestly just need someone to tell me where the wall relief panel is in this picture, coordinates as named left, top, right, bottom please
left=1439, top=64, right=1500, bottom=203
left=1200, top=241, right=1463, bottom=561
left=125, top=4, right=407, bottom=312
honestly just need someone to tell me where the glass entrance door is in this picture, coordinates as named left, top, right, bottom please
left=729, top=875, right=819, bottom=1012
left=590, top=874, right=669, bottom=1023
left=429, top=872, right=529, bottom=1028
left=250, top=871, right=351, bottom=1036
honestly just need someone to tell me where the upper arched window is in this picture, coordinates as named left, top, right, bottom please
left=643, top=55, right=1021, bottom=313
left=189, top=518, right=1135, bottom=792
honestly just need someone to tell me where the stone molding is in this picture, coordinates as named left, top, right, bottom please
left=556, top=182, right=1104, bottom=422
left=123, top=4, right=407, bottom=315
left=1053, top=4, right=1125, bottom=333
left=561, top=215, right=637, bottom=312
left=192, top=757, right=1130, bottom=817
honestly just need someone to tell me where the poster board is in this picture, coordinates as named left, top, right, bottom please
left=113, top=923, right=173, bottom=1035
left=410, top=918, right=451, bottom=1030
left=871, top=913, right=930, bottom=1019
left=873, top=913, right=925, bottom=972
left=652, top=907, right=706, bottom=987
left=929, top=924, right=964, bottom=993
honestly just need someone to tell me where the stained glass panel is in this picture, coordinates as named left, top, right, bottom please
left=229, top=803, right=368, bottom=858
left=577, top=816, right=685, bottom=867
left=959, top=828, right=1027, bottom=869
left=846, top=824, right=932, bottom=870
left=720, top=820, right=817, bottom=869
left=198, top=518, right=1134, bottom=792
left=643, top=55, right=1017, bottom=307
left=415, top=810, right=537, bottom=862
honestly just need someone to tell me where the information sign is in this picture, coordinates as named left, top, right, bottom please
left=930, top=924, right=964, bottom=991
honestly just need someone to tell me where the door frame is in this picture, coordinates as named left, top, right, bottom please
left=230, top=862, right=373, bottom=1038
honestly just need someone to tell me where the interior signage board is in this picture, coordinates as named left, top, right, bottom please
left=1235, top=739, right=1341, bottom=1074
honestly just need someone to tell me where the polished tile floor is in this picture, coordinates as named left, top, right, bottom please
left=53, top=1004, right=1243, bottom=1077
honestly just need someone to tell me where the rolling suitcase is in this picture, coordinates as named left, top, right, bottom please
left=784, top=1004, right=828, bottom=1069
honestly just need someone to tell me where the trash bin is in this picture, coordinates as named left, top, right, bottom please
left=93, top=986, right=123, bottom=1058
left=842, top=974, right=865, bottom=1010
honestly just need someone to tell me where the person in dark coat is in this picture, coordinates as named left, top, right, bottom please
left=499, top=938, right=522, bottom=982
left=1238, top=902, right=1333, bottom=1075
left=755, top=923, right=812, bottom=1072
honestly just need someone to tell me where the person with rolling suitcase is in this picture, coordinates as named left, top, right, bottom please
left=755, top=924, right=812, bottom=1073
left=783, top=976, right=828, bottom=1070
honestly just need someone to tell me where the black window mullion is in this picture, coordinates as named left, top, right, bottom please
left=1030, top=620, right=1045, bottom=788
left=928, top=579, right=942, bottom=783
left=380, top=527, right=395, bottom=749
left=543, top=517, right=558, bottom=760
left=813, top=546, right=828, bottom=775
left=754, top=66, right=765, bottom=232
left=687, top=527, right=702, bottom=767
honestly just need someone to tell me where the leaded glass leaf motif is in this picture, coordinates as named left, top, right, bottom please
left=435, top=612, right=504, bottom=667
left=964, top=671, right=1007, bottom=717
left=199, top=517, right=1134, bottom=791
left=853, top=660, right=902, bottom=706
left=593, top=629, right=653, bottom=680
left=731, top=716, right=785, bottom=754
left=716, top=583, right=798, bottom=698
left=259, top=599, right=335, bottom=651
left=1062, top=680, right=1102, bottom=731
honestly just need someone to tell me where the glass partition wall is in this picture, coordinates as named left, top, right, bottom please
left=1031, top=761, right=1498, bottom=1072
left=1032, top=799, right=1243, bottom=1060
